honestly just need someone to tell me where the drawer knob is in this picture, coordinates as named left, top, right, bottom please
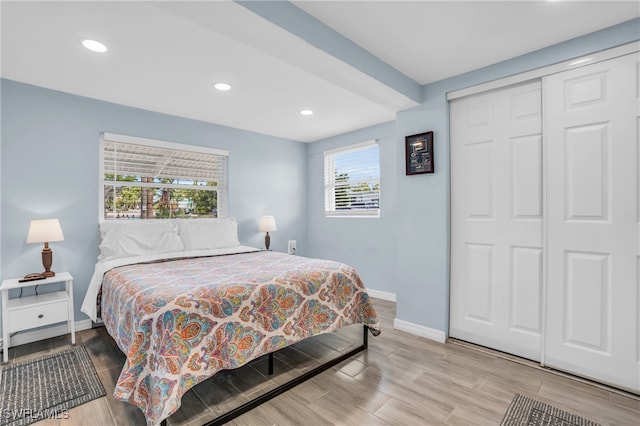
left=38, top=314, right=44, bottom=319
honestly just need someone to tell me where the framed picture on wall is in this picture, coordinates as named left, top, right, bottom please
left=405, top=131, right=434, bottom=175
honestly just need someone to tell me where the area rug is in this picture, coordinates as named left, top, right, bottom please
left=501, top=393, right=601, bottom=426
left=0, top=346, right=106, bottom=426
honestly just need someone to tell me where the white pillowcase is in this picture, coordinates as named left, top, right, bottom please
left=177, top=218, right=240, bottom=251
left=99, top=220, right=184, bottom=261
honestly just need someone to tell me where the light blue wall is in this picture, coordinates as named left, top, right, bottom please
left=0, top=79, right=308, bottom=322
left=307, top=121, right=397, bottom=295
left=307, top=18, right=640, bottom=334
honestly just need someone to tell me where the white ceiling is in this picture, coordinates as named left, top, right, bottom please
left=2, top=1, right=638, bottom=142
left=294, top=0, right=640, bottom=85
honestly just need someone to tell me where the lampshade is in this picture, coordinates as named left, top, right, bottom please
left=258, top=216, right=277, bottom=232
left=26, top=219, right=65, bottom=244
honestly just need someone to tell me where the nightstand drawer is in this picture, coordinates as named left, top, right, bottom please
left=8, top=299, right=69, bottom=332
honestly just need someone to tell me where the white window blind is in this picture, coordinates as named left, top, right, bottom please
left=324, top=141, right=380, bottom=217
left=100, top=133, right=228, bottom=220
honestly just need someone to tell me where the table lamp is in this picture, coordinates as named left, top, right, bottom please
left=258, top=215, right=277, bottom=250
left=26, top=218, right=65, bottom=278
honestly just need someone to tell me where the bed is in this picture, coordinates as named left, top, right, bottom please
left=80, top=218, right=380, bottom=425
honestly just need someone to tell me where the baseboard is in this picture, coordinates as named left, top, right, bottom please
left=2, top=319, right=93, bottom=349
left=393, top=318, right=446, bottom=343
left=366, top=288, right=396, bottom=302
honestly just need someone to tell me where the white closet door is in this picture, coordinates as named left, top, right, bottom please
left=450, top=81, right=543, bottom=361
left=544, top=53, right=639, bottom=393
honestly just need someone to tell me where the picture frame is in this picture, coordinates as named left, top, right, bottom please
left=405, top=131, right=434, bottom=175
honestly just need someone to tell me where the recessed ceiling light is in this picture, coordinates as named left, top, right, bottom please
left=300, top=109, right=313, bottom=116
left=82, top=39, right=107, bottom=53
left=214, top=83, right=232, bottom=91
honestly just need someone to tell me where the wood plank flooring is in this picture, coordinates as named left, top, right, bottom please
left=5, top=299, right=639, bottom=425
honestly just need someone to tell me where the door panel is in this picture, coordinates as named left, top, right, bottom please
left=564, top=71, right=608, bottom=109
left=511, top=135, right=542, bottom=219
left=450, top=81, right=543, bottom=361
left=510, top=247, right=542, bottom=333
left=564, top=123, right=610, bottom=221
left=464, top=141, right=494, bottom=218
left=563, top=250, right=609, bottom=351
left=544, top=53, right=639, bottom=393
left=464, top=243, right=494, bottom=322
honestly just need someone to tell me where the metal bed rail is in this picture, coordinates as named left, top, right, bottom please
left=160, top=325, right=370, bottom=426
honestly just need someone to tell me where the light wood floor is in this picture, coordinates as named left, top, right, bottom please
left=6, top=299, right=639, bottom=425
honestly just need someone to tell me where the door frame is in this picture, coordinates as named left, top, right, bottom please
left=448, top=42, right=640, bottom=344
left=448, top=44, right=640, bottom=394
left=447, top=42, right=639, bottom=102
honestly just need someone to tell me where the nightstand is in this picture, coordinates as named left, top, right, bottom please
left=1, top=272, right=75, bottom=363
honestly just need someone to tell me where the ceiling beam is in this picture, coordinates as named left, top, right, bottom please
left=236, top=0, right=423, bottom=104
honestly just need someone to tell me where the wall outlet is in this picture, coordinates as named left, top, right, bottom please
left=288, top=240, right=297, bottom=255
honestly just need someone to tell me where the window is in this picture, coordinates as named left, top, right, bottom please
left=324, top=141, right=380, bottom=217
left=100, top=133, right=228, bottom=220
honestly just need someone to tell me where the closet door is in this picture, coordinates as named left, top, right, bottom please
left=544, top=53, right=639, bottom=393
left=450, top=81, right=543, bottom=361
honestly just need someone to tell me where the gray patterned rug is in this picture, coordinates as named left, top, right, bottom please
left=501, top=394, right=601, bottom=426
left=0, top=346, right=106, bottom=426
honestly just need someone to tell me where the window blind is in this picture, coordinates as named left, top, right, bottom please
left=103, top=140, right=227, bottom=183
left=101, top=133, right=228, bottom=220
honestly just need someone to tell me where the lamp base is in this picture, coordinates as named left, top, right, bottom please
left=265, top=232, right=271, bottom=251
left=41, top=246, right=55, bottom=277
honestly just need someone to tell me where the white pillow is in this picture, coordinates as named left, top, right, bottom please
left=99, top=220, right=184, bottom=261
left=177, top=218, right=240, bottom=251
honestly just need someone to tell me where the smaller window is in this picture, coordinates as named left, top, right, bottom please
left=324, top=141, right=380, bottom=217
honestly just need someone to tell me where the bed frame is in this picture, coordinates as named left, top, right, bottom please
left=159, top=325, right=370, bottom=426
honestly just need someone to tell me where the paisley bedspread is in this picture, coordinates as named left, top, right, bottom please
left=100, top=250, right=380, bottom=425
